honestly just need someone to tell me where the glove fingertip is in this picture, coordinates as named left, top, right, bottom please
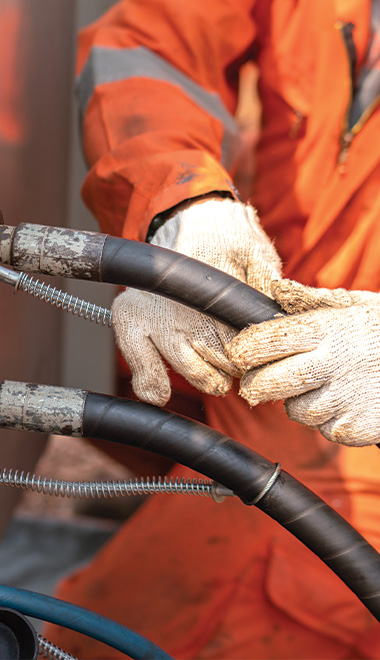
left=132, top=376, right=171, bottom=408
left=238, top=371, right=267, bottom=408
left=131, top=361, right=172, bottom=408
left=187, top=369, right=232, bottom=398
left=226, top=329, right=257, bottom=369
left=270, top=279, right=312, bottom=314
left=238, top=385, right=262, bottom=408
left=211, top=374, right=232, bottom=397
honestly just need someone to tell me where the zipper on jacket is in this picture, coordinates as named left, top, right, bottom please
left=335, top=21, right=355, bottom=173
left=337, top=131, right=353, bottom=172
left=336, top=20, right=380, bottom=173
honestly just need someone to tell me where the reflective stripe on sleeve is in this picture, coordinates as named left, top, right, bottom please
left=76, top=45, right=240, bottom=170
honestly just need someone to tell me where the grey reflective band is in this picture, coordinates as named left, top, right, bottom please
left=76, top=45, right=240, bottom=169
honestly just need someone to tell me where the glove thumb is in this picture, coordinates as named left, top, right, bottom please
left=271, top=279, right=379, bottom=314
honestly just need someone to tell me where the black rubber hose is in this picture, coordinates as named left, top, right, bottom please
left=1, top=223, right=282, bottom=326
left=101, top=236, right=283, bottom=328
left=4, top=225, right=380, bottom=620
left=83, top=393, right=380, bottom=622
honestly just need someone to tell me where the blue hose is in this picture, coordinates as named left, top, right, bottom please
left=0, top=584, right=173, bottom=660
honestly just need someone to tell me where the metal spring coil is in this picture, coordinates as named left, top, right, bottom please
left=0, top=469, right=221, bottom=499
left=38, top=635, right=77, bottom=660
left=16, top=272, right=112, bottom=326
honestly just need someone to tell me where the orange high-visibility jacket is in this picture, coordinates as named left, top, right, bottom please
left=46, top=1, right=380, bottom=658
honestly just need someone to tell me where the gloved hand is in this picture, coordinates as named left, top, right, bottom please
left=228, top=279, right=380, bottom=446
left=112, top=198, right=282, bottom=406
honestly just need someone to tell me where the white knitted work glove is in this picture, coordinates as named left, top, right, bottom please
left=228, top=279, right=380, bottom=446
left=112, top=198, right=282, bottom=406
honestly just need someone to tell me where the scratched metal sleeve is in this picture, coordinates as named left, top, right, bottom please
left=0, top=226, right=16, bottom=265
left=4, top=224, right=106, bottom=280
left=0, top=381, right=86, bottom=436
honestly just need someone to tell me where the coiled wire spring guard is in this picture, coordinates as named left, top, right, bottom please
left=1, top=222, right=380, bottom=659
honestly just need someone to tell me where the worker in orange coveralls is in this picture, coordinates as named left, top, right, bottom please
left=45, top=1, right=380, bottom=658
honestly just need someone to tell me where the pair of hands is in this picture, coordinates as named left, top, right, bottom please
left=112, top=199, right=380, bottom=447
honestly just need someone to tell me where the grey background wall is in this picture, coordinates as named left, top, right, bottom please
left=0, top=0, right=117, bottom=532
left=1, top=0, right=117, bottom=395
left=62, top=0, right=117, bottom=395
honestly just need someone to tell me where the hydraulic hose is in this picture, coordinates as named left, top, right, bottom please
left=2, top=224, right=380, bottom=623
left=0, top=223, right=282, bottom=327
left=0, top=584, right=173, bottom=660
left=1, top=380, right=380, bottom=622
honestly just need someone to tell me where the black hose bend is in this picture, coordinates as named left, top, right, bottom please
left=100, top=236, right=283, bottom=327
left=1, top=224, right=380, bottom=622
left=82, top=392, right=380, bottom=622
left=2, top=378, right=380, bottom=620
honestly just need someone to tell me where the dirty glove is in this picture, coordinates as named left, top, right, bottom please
left=112, top=198, right=282, bottom=406
left=228, top=279, right=380, bottom=446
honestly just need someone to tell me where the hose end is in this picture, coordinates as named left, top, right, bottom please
left=0, top=381, right=87, bottom=436
left=2, top=223, right=107, bottom=280
left=211, top=481, right=234, bottom=503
